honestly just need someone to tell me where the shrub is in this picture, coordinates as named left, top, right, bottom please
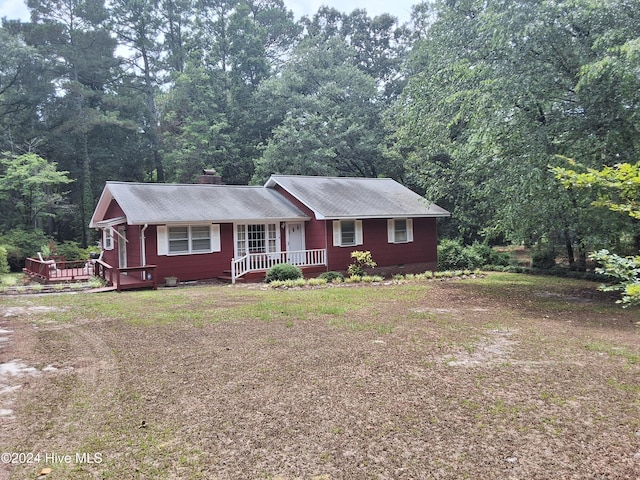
left=318, top=271, right=345, bottom=283
left=347, top=250, right=376, bottom=277
left=590, top=249, right=640, bottom=307
left=0, top=246, right=9, bottom=274
left=438, top=239, right=512, bottom=270
left=0, top=229, right=50, bottom=271
left=437, top=239, right=475, bottom=270
left=362, top=275, right=384, bottom=283
left=530, top=245, right=557, bottom=270
left=57, top=241, right=92, bottom=261
left=467, top=241, right=511, bottom=267
left=265, top=263, right=303, bottom=283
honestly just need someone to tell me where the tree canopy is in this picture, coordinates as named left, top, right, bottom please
left=0, top=0, right=638, bottom=272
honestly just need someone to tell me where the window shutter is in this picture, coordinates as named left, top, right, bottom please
left=355, top=220, right=363, bottom=245
left=407, top=219, right=414, bottom=242
left=157, top=225, right=168, bottom=256
left=211, top=224, right=221, bottom=252
left=387, top=219, right=394, bottom=243
left=333, top=221, right=341, bottom=246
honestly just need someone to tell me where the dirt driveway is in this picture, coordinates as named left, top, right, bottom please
left=1, top=275, right=639, bottom=479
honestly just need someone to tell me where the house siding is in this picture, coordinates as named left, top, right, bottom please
left=324, top=218, right=438, bottom=273
left=273, top=184, right=439, bottom=275
left=144, top=223, right=235, bottom=282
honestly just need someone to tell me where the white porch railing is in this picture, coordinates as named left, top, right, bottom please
left=230, top=249, right=327, bottom=284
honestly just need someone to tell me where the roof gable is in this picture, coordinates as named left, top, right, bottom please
left=265, top=175, right=450, bottom=220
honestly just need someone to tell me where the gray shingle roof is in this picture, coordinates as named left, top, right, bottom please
left=93, top=182, right=310, bottom=225
left=266, top=175, right=450, bottom=219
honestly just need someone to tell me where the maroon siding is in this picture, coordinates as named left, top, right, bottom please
left=100, top=200, right=124, bottom=268
left=324, top=217, right=439, bottom=273
left=144, top=223, right=235, bottom=282
left=272, top=184, right=439, bottom=275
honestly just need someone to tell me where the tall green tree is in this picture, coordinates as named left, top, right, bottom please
left=0, top=26, right=51, bottom=150
left=110, top=0, right=166, bottom=182
left=392, top=0, right=640, bottom=265
left=301, top=7, right=411, bottom=101
left=0, top=152, right=73, bottom=231
left=162, top=0, right=299, bottom=184
left=23, top=0, right=122, bottom=244
left=253, top=37, right=399, bottom=182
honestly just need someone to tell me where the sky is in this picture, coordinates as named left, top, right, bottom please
left=0, top=0, right=416, bottom=24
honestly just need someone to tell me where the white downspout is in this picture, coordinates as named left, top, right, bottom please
left=141, top=224, right=149, bottom=282
left=141, top=224, right=148, bottom=266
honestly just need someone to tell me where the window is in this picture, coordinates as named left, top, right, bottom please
left=235, top=223, right=278, bottom=256
left=169, top=226, right=189, bottom=253
left=333, top=220, right=363, bottom=247
left=387, top=219, right=413, bottom=243
left=157, top=224, right=220, bottom=256
left=103, top=229, right=113, bottom=250
left=190, top=226, right=211, bottom=252
left=341, top=220, right=356, bottom=246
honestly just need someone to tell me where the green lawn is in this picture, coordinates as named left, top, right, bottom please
left=1, top=274, right=638, bottom=479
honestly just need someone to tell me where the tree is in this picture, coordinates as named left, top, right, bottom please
left=159, top=66, right=234, bottom=183
left=110, top=0, right=166, bottom=182
left=0, top=152, right=73, bottom=231
left=391, top=0, right=640, bottom=264
left=553, top=160, right=640, bottom=221
left=22, top=0, right=123, bottom=245
left=554, top=160, right=640, bottom=308
left=0, top=26, right=51, bottom=149
left=253, top=37, right=398, bottom=182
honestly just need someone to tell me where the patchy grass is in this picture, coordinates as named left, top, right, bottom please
left=0, top=275, right=638, bottom=479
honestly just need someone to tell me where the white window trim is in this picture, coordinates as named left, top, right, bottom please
left=103, top=229, right=113, bottom=250
left=387, top=218, right=413, bottom=244
left=332, top=220, right=363, bottom=247
left=233, top=223, right=280, bottom=257
left=157, top=224, right=221, bottom=256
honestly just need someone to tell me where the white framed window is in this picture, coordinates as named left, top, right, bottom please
left=387, top=218, right=413, bottom=243
left=103, top=229, right=114, bottom=250
left=333, top=220, right=363, bottom=247
left=157, top=224, right=221, bottom=256
left=235, top=223, right=279, bottom=256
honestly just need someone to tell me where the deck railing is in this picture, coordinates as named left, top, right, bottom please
left=94, top=260, right=157, bottom=291
left=24, top=256, right=93, bottom=282
left=231, top=249, right=326, bottom=284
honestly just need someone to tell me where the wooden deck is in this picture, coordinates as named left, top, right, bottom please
left=24, top=257, right=157, bottom=292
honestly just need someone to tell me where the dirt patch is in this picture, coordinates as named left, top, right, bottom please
left=0, top=278, right=639, bottom=479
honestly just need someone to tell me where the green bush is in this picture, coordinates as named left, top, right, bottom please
left=57, top=241, right=94, bottom=261
left=467, top=241, right=511, bottom=267
left=318, top=271, right=345, bottom=283
left=438, top=239, right=512, bottom=270
left=530, top=245, right=557, bottom=270
left=265, top=263, right=303, bottom=283
left=0, top=246, right=9, bottom=274
left=0, top=229, right=50, bottom=271
left=347, top=250, right=377, bottom=277
left=590, top=249, right=640, bottom=307
left=437, top=239, right=475, bottom=270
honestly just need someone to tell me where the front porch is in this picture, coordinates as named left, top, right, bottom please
left=230, top=249, right=327, bottom=283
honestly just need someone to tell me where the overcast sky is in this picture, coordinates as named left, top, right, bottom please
left=0, top=0, right=416, bottom=24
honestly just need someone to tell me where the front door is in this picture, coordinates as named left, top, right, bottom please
left=117, top=226, right=127, bottom=269
left=286, top=223, right=305, bottom=265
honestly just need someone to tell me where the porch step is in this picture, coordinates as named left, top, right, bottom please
left=217, top=275, right=245, bottom=283
left=219, top=271, right=245, bottom=283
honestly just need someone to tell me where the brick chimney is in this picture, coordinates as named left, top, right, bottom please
left=197, top=168, right=222, bottom=185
